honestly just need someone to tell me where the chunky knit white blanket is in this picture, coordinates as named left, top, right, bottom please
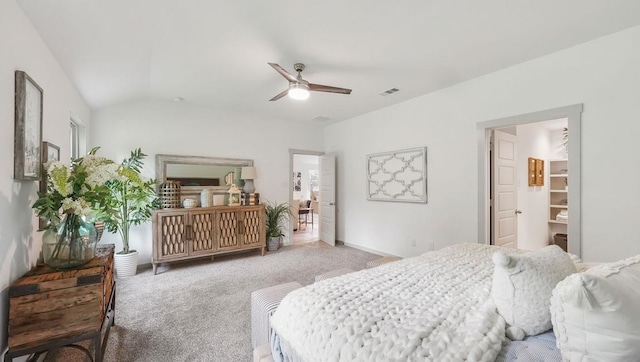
left=271, top=243, right=518, bottom=361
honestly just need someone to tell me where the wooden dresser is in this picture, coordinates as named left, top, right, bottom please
left=5, top=244, right=115, bottom=362
left=152, top=204, right=265, bottom=274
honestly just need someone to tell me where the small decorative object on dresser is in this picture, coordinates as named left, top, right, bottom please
left=241, top=166, right=257, bottom=193
left=159, top=180, right=181, bottom=208
left=183, top=198, right=199, bottom=208
left=200, top=189, right=213, bottom=207
left=228, top=184, right=241, bottom=206
left=152, top=204, right=266, bottom=274
left=241, top=192, right=260, bottom=206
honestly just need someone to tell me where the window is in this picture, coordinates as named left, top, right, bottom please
left=309, top=170, right=319, bottom=191
left=70, top=120, right=79, bottom=161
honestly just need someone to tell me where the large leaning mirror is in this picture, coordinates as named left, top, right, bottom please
left=156, top=154, right=253, bottom=197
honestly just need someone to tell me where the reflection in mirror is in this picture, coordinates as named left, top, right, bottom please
left=166, top=164, right=241, bottom=186
left=224, top=172, right=235, bottom=186
left=156, top=154, right=253, bottom=198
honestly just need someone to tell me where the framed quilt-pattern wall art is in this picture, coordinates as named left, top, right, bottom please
left=367, top=147, right=427, bottom=203
left=14, top=70, right=43, bottom=181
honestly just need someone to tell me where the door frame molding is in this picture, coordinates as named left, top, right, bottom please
left=288, top=149, right=324, bottom=246
left=477, top=104, right=583, bottom=256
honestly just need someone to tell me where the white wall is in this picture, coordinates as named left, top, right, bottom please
left=325, top=25, right=640, bottom=262
left=514, top=123, right=550, bottom=251
left=0, top=0, right=91, bottom=356
left=90, top=99, right=324, bottom=264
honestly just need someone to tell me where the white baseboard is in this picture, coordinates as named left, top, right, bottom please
left=340, top=240, right=400, bottom=258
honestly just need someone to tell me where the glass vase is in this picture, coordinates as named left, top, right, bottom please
left=42, top=214, right=98, bottom=269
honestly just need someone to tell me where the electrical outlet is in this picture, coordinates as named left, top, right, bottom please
left=411, top=239, right=416, bottom=247
left=428, top=242, right=434, bottom=250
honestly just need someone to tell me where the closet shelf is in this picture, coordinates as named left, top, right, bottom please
left=549, top=220, right=568, bottom=224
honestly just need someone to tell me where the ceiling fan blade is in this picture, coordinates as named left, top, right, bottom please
left=268, top=63, right=297, bottom=83
left=309, top=83, right=352, bottom=95
left=269, top=89, right=289, bottom=101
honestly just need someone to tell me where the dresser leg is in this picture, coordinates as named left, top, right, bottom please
left=210, top=256, right=215, bottom=262
left=152, top=263, right=158, bottom=275
left=261, top=247, right=266, bottom=256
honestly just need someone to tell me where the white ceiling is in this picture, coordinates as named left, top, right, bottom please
left=17, top=0, right=640, bottom=124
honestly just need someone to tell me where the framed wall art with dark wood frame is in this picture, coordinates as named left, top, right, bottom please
left=38, top=142, right=60, bottom=229
left=14, top=70, right=43, bottom=181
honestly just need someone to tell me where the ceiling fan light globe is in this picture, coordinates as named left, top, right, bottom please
left=288, top=84, right=310, bottom=100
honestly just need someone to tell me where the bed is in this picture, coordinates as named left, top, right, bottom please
left=267, top=243, right=640, bottom=361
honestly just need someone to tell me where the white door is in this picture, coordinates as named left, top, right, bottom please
left=492, top=130, right=518, bottom=248
left=319, top=155, right=336, bottom=246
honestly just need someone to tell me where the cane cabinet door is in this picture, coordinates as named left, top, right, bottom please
left=189, top=209, right=216, bottom=256
left=240, top=206, right=265, bottom=249
left=216, top=208, right=240, bottom=251
left=156, top=211, right=189, bottom=261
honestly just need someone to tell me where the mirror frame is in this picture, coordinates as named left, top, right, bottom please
left=156, top=154, right=253, bottom=197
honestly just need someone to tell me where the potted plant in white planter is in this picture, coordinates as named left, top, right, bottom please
left=265, top=201, right=292, bottom=251
left=100, top=148, right=158, bottom=277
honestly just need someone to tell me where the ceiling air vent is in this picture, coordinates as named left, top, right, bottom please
left=380, top=88, right=399, bottom=96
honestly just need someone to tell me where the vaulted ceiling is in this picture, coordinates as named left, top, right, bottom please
left=17, top=0, right=640, bottom=124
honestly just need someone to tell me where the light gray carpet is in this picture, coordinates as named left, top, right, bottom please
left=44, top=241, right=380, bottom=362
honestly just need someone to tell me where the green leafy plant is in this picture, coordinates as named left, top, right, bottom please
left=99, top=148, right=159, bottom=254
left=264, top=200, right=292, bottom=238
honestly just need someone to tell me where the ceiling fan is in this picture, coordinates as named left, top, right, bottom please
left=268, top=62, right=352, bottom=101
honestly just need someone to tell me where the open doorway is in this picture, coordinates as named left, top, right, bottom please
left=490, top=118, right=568, bottom=251
left=291, top=153, right=320, bottom=244
left=478, top=104, right=582, bottom=257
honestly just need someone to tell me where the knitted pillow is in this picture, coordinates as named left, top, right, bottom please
left=550, top=255, right=640, bottom=361
left=491, top=245, right=576, bottom=339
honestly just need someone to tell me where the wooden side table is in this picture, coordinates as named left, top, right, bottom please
left=4, top=244, right=116, bottom=362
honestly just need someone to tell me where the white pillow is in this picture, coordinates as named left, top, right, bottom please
left=550, top=255, right=640, bottom=361
left=492, top=245, right=576, bottom=339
